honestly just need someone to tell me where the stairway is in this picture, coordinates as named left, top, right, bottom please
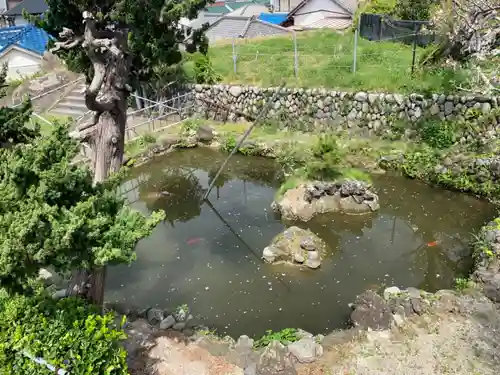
left=50, top=82, right=88, bottom=118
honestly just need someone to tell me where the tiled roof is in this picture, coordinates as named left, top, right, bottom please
left=205, top=5, right=231, bottom=14
left=4, top=0, right=48, bottom=16
left=258, top=12, right=288, bottom=25
left=0, top=25, right=50, bottom=55
left=227, top=4, right=269, bottom=16
left=303, top=16, right=352, bottom=29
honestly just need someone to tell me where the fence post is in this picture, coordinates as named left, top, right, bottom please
left=293, top=32, right=298, bottom=79
left=352, top=23, right=359, bottom=73
left=232, top=38, right=237, bottom=74
left=411, top=24, right=419, bottom=74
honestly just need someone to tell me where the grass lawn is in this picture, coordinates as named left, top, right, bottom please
left=201, top=30, right=469, bottom=93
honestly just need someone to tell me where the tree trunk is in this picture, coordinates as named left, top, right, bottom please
left=60, top=12, right=131, bottom=307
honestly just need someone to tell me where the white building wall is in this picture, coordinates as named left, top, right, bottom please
left=0, top=48, right=41, bottom=81
left=294, top=0, right=348, bottom=26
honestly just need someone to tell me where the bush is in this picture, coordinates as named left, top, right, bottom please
left=254, top=328, right=298, bottom=349
left=417, top=119, right=457, bottom=149
left=305, top=134, right=344, bottom=180
left=0, top=292, right=128, bottom=375
left=192, top=53, right=221, bottom=85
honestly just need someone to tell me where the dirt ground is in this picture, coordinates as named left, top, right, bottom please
left=124, top=290, right=500, bottom=375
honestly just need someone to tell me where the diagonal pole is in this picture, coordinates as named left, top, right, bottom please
left=203, top=83, right=285, bottom=200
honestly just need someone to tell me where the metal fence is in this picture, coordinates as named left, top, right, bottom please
left=225, top=15, right=434, bottom=83
left=359, top=13, right=436, bottom=47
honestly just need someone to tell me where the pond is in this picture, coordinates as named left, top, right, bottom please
left=106, top=148, right=497, bottom=338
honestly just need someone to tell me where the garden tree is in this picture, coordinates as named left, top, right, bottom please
left=34, top=0, right=209, bottom=303
left=0, top=122, right=163, bottom=298
left=36, top=0, right=209, bottom=183
left=425, top=1, right=499, bottom=69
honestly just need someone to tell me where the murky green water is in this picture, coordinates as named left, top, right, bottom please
left=106, top=148, right=497, bottom=337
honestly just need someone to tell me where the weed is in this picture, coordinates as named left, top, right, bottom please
left=254, top=328, right=299, bottom=348
left=340, top=168, right=372, bottom=183
left=220, top=135, right=237, bottom=153
left=275, top=141, right=307, bottom=175
left=304, top=134, right=344, bottom=180
left=417, top=119, right=458, bottom=149
left=454, top=277, right=474, bottom=292
left=181, top=119, right=202, bottom=134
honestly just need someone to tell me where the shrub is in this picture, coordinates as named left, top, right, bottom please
left=305, top=134, right=344, bottom=180
left=0, top=292, right=128, bottom=375
left=417, top=119, right=457, bottom=149
left=192, top=53, right=221, bottom=85
left=254, top=328, right=298, bottom=349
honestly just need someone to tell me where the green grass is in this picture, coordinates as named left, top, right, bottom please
left=29, top=113, right=74, bottom=136
left=201, top=30, right=469, bottom=93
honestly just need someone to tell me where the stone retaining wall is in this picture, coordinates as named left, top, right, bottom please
left=193, top=84, right=500, bottom=132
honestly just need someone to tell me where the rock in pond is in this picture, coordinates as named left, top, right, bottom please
left=272, top=180, right=379, bottom=222
left=262, top=226, right=326, bottom=269
left=196, top=124, right=215, bottom=142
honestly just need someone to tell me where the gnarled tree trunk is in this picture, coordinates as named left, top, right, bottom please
left=53, top=12, right=131, bottom=306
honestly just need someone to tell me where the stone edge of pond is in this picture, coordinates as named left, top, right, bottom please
left=118, top=127, right=500, bottom=369
left=126, top=125, right=500, bottom=202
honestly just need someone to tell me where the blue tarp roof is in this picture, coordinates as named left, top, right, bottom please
left=0, top=25, right=50, bottom=56
left=258, top=13, right=288, bottom=25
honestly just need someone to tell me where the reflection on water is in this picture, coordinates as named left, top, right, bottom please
left=106, top=148, right=497, bottom=337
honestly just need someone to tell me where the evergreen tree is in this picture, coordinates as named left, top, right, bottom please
left=33, top=0, right=209, bottom=303
left=0, top=121, right=163, bottom=296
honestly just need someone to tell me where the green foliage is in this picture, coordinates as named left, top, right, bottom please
left=353, top=0, right=397, bottom=27
left=254, top=328, right=299, bottom=348
left=304, top=134, right=344, bottom=180
left=124, top=133, right=157, bottom=158
left=340, top=168, right=372, bottom=183
left=0, top=292, right=128, bottom=375
left=220, top=135, right=237, bottom=153
left=0, top=123, right=164, bottom=293
left=454, top=277, right=474, bottom=292
left=181, top=118, right=202, bottom=134
left=36, top=0, right=211, bottom=84
left=394, top=0, right=438, bottom=20
left=192, top=53, right=221, bottom=84
left=275, top=141, right=307, bottom=176
left=417, top=119, right=457, bottom=149
left=0, top=64, right=39, bottom=146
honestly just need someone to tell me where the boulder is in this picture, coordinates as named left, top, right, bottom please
left=146, top=308, right=164, bottom=325
left=262, top=226, right=326, bottom=269
left=256, top=341, right=296, bottom=375
left=287, top=338, right=323, bottom=363
left=159, top=315, right=176, bottom=330
left=350, top=290, right=393, bottom=330
left=196, top=124, right=215, bottom=142
left=272, top=180, right=379, bottom=222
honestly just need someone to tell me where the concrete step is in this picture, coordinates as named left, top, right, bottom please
left=51, top=106, right=87, bottom=117
left=55, top=101, right=88, bottom=110
left=64, top=95, right=85, bottom=102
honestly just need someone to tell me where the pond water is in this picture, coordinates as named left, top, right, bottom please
left=106, top=148, right=497, bottom=338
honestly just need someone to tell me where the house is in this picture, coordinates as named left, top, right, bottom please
left=0, top=24, right=50, bottom=80
left=179, top=0, right=272, bottom=36
left=285, top=0, right=357, bottom=30
left=204, top=15, right=292, bottom=44
left=4, top=0, right=48, bottom=26
left=272, top=0, right=302, bottom=12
